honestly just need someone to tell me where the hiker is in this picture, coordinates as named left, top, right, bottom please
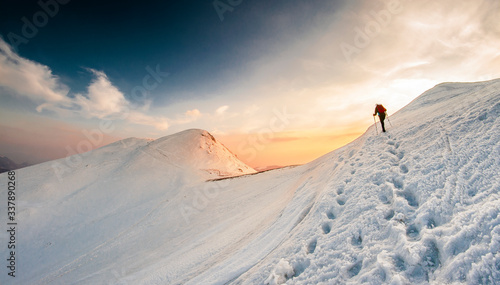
left=373, top=104, right=387, bottom=132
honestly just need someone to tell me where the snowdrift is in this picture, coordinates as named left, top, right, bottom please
left=0, top=79, right=499, bottom=284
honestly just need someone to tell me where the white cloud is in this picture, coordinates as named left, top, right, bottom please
left=215, top=105, right=229, bottom=115
left=0, top=38, right=69, bottom=102
left=185, top=109, right=202, bottom=119
left=73, top=69, right=129, bottom=118
left=40, top=69, right=171, bottom=130
left=0, top=38, right=171, bottom=130
left=168, top=109, right=203, bottom=126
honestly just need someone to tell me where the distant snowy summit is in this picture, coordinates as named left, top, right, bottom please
left=43, top=128, right=255, bottom=185
left=142, top=129, right=256, bottom=178
left=0, top=155, right=29, bottom=173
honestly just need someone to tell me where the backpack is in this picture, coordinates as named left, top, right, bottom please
left=376, top=105, right=386, bottom=114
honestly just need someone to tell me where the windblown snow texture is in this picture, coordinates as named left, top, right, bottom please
left=0, top=79, right=499, bottom=284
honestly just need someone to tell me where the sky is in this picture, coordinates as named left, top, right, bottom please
left=1, top=0, right=499, bottom=168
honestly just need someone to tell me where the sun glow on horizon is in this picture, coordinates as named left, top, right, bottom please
left=217, top=125, right=367, bottom=169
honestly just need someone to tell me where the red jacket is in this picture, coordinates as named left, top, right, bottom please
left=374, top=104, right=386, bottom=115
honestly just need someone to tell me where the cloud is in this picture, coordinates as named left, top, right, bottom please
left=168, top=108, right=203, bottom=125
left=0, top=38, right=69, bottom=102
left=40, top=69, right=171, bottom=129
left=0, top=37, right=172, bottom=130
left=216, top=105, right=229, bottom=115
left=127, top=111, right=169, bottom=131
left=33, top=68, right=131, bottom=119
left=73, top=69, right=129, bottom=118
left=185, top=109, right=202, bottom=119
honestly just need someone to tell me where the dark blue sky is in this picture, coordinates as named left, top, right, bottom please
left=0, top=0, right=338, bottom=105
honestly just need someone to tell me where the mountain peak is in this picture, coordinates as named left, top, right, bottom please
left=142, top=129, right=255, bottom=178
left=0, top=155, right=30, bottom=173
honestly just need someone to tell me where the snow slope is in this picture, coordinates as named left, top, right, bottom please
left=0, top=79, right=499, bottom=284
left=0, top=129, right=256, bottom=284
left=237, top=79, right=500, bottom=284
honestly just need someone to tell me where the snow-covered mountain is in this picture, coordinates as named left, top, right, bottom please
left=141, top=128, right=256, bottom=177
left=0, top=79, right=499, bottom=284
left=0, top=155, right=29, bottom=173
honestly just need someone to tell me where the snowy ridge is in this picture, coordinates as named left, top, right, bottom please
left=238, top=79, right=500, bottom=284
left=0, top=79, right=499, bottom=284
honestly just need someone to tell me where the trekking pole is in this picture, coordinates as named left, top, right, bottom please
left=373, top=115, right=378, bottom=135
left=386, top=112, right=393, bottom=127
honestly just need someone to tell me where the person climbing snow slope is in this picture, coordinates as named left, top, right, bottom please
left=374, top=104, right=387, bottom=132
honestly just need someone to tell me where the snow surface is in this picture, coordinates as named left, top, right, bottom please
left=1, top=79, right=499, bottom=284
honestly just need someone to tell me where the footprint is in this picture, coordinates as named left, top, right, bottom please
left=399, top=164, right=409, bottom=174
left=477, top=113, right=487, bottom=121
left=307, top=239, right=317, bottom=254
left=337, top=196, right=347, bottom=206
left=422, top=240, right=440, bottom=272
left=326, top=210, right=335, bottom=220
left=397, top=151, right=405, bottom=160
left=406, top=224, right=420, bottom=240
left=384, top=209, right=395, bottom=220
left=387, top=148, right=397, bottom=156
left=404, top=241, right=440, bottom=282
left=378, top=194, right=391, bottom=205
left=393, top=255, right=407, bottom=271
left=398, top=191, right=418, bottom=208
left=426, top=218, right=437, bottom=229
left=378, top=186, right=393, bottom=204
left=322, top=223, right=331, bottom=234
left=347, top=150, right=355, bottom=158
left=392, top=176, right=404, bottom=190
left=351, top=234, right=363, bottom=247
left=347, top=260, right=363, bottom=278
left=337, top=186, right=344, bottom=195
